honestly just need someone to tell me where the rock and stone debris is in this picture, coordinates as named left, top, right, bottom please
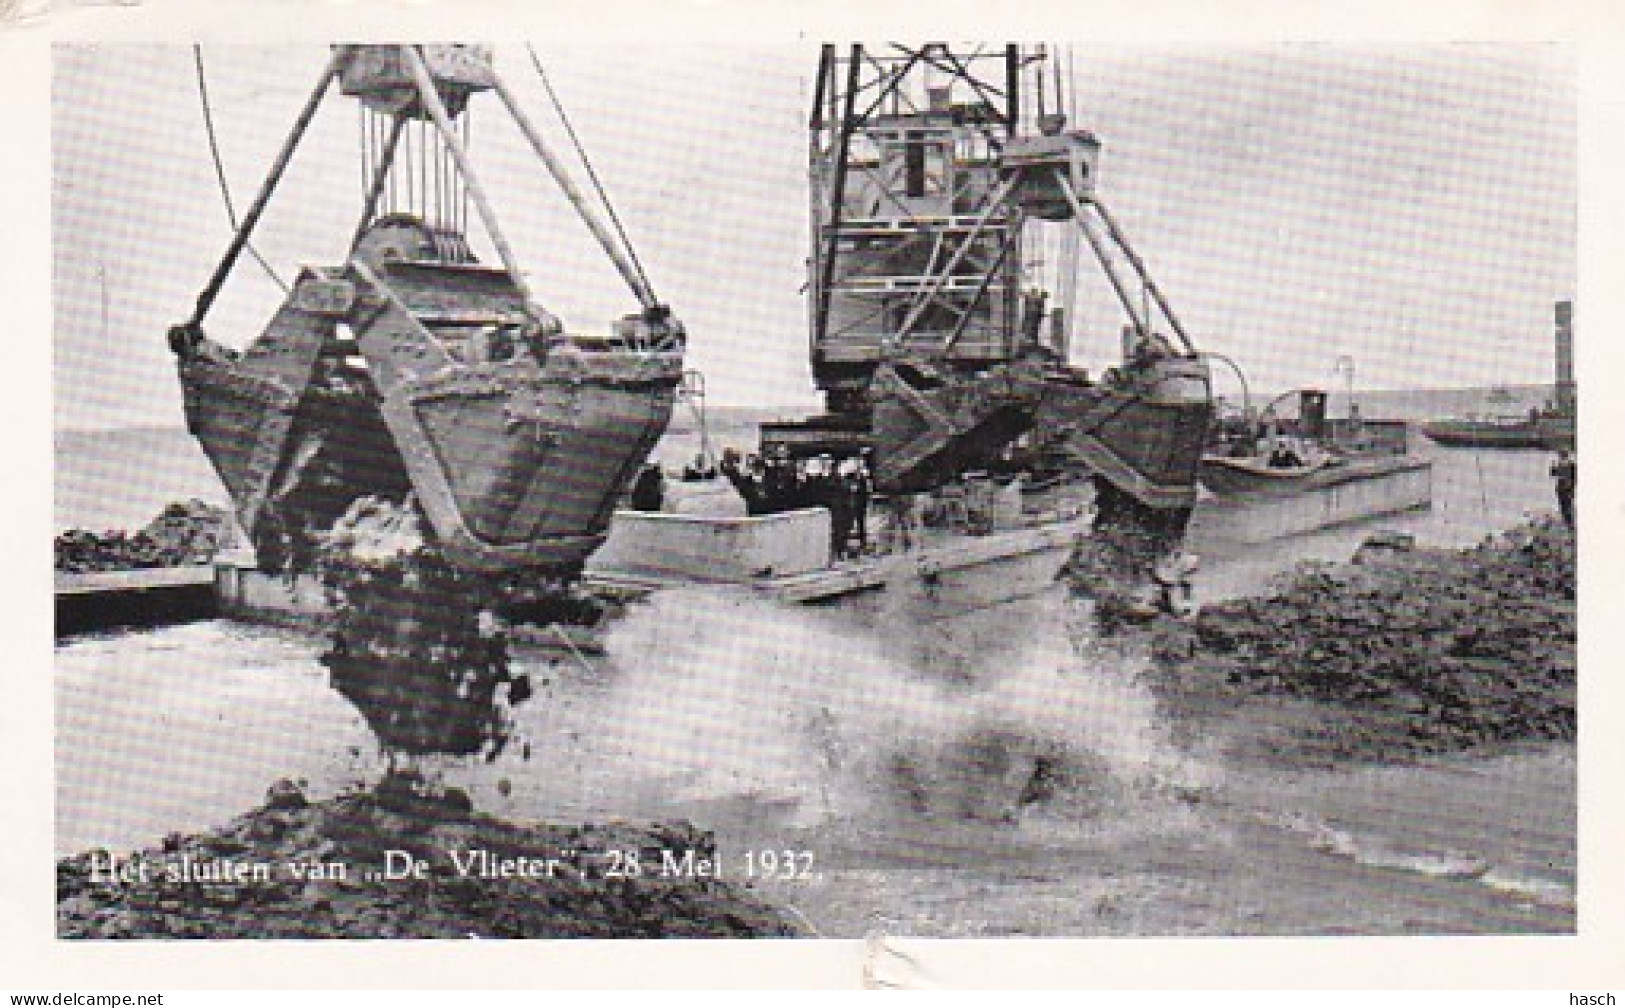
left=54, top=499, right=236, bottom=572
left=1146, top=517, right=1576, bottom=763
left=57, top=778, right=802, bottom=939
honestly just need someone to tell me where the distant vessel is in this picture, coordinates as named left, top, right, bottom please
left=1420, top=407, right=1551, bottom=450
left=1200, top=450, right=1427, bottom=500
left=1420, top=387, right=1554, bottom=449
left=1421, top=301, right=1574, bottom=451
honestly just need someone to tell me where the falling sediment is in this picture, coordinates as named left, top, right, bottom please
left=316, top=497, right=530, bottom=760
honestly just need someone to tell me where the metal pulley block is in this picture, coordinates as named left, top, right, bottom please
left=339, top=44, right=496, bottom=119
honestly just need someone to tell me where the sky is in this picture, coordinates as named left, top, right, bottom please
left=52, top=42, right=1576, bottom=430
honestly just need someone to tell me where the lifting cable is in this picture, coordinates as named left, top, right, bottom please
left=192, top=46, right=289, bottom=294
left=525, top=43, right=656, bottom=302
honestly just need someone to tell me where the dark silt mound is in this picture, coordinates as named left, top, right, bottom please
left=1147, top=517, right=1576, bottom=765
left=54, top=499, right=236, bottom=572
left=57, top=778, right=802, bottom=939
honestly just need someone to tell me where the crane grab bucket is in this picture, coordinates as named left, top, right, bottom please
left=170, top=44, right=684, bottom=574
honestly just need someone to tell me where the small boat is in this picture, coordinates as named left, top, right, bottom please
left=1201, top=447, right=1430, bottom=501
left=1199, top=449, right=1341, bottom=498
left=1198, top=389, right=1433, bottom=536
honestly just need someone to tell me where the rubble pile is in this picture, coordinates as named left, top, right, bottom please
left=1151, top=518, right=1576, bottom=761
left=58, top=779, right=800, bottom=939
left=55, top=499, right=236, bottom=572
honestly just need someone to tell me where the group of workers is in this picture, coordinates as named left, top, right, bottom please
left=632, top=441, right=1041, bottom=559
left=627, top=446, right=923, bottom=561
left=719, top=446, right=874, bottom=559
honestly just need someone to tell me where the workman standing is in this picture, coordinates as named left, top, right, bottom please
left=843, top=455, right=872, bottom=557
left=1552, top=449, right=1576, bottom=529
left=629, top=462, right=665, bottom=512
left=880, top=492, right=919, bottom=554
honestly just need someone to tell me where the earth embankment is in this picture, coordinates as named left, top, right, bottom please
left=1148, top=518, right=1575, bottom=765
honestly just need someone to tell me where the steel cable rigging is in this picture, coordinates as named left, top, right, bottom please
left=192, top=46, right=289, bottom=294
left=525, top=43, right=658, bottom=305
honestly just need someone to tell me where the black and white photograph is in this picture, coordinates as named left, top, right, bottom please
left=15, top=0, right=1622, bottom=991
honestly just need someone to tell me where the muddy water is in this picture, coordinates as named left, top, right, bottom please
left=55, top=622, right=379, bottom=855
left=56, top=581, right=1575, bottom=936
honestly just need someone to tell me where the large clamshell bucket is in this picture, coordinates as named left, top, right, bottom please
left=868, top=354, right=1212, bottom=511
left=383, top=351, right=679, bottom=571
left=341, top=256, right=682, bottom=570
left=1035, top=354, right=1213, bottom=511
left=174, top=243, right=682, bottom=574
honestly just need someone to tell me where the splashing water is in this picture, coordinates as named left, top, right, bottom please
left=585, top=575, right=1215, bottom=830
